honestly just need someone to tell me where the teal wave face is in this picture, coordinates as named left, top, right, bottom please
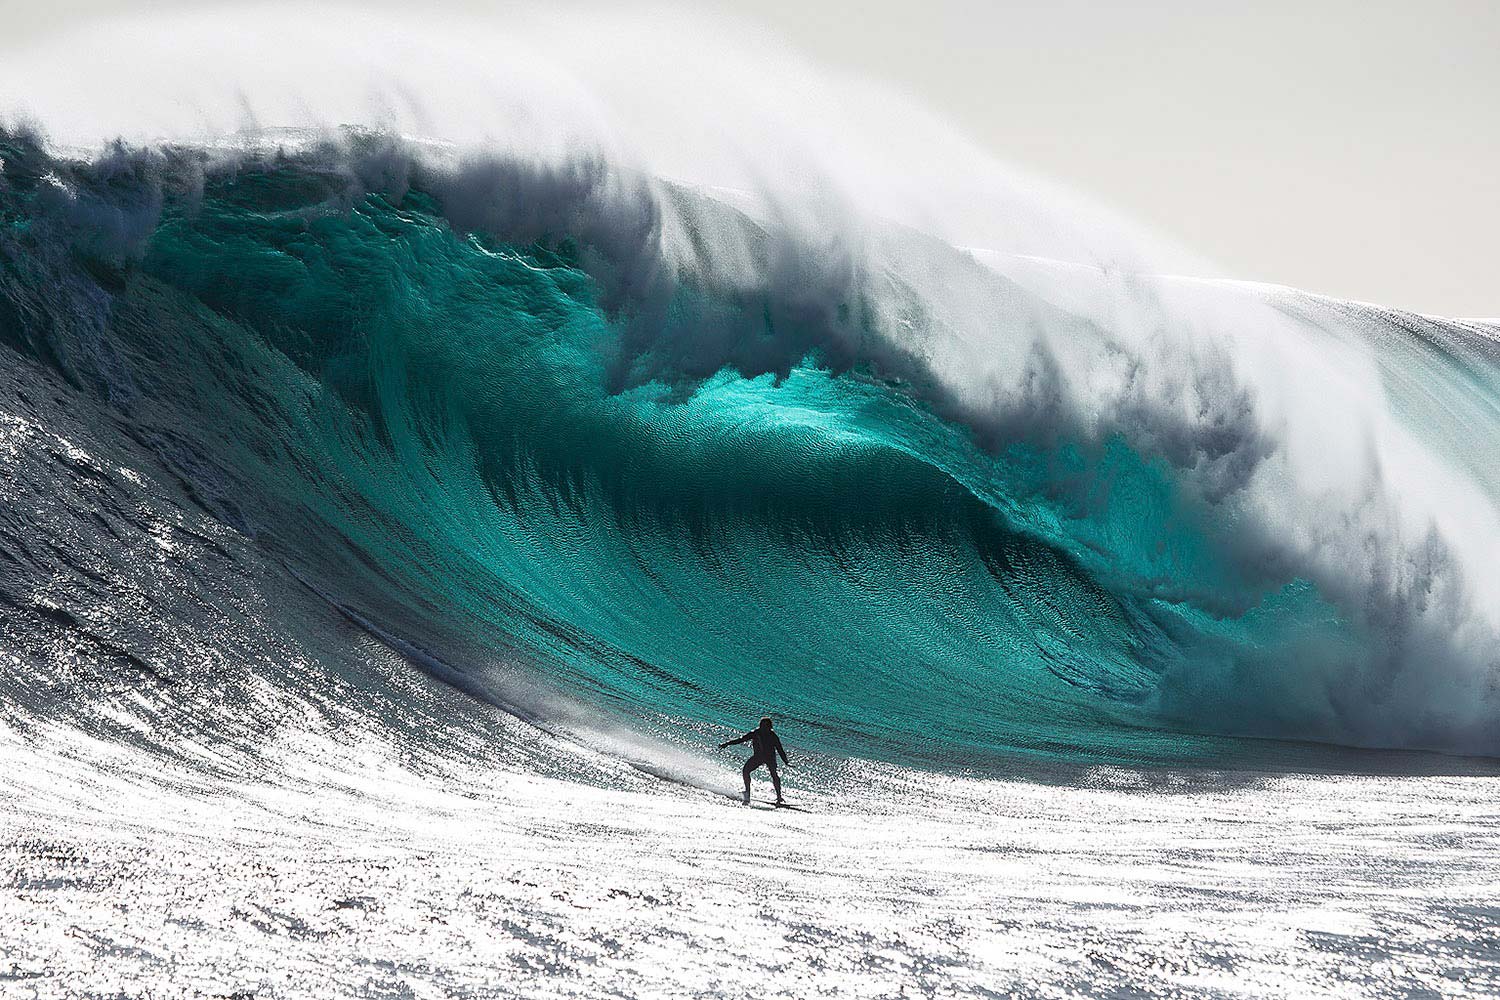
left=3, top=131, right=1496, bottom=764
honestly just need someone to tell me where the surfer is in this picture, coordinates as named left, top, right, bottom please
left=719, top=717, right=790, bottom=805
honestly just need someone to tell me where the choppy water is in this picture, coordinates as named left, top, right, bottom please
left=6, top=641, right=1499, bottom=999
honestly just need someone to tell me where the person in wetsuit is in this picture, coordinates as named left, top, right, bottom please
left=719, top=716, right=790, bottom=804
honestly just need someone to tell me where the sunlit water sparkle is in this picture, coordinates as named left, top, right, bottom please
left=5, top=650, right=1498, bottom=999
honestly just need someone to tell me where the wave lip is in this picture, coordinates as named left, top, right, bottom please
left=2, top=127, right=1499, bottom=764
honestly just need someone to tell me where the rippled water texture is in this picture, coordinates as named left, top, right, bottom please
left=5, top=643, right=1498, bottom=998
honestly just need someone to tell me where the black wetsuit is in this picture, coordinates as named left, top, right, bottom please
left=726, top=727, right=788, bottom=799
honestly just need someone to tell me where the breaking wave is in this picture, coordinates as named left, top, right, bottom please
left=3, top=122, right=1498, bottom=767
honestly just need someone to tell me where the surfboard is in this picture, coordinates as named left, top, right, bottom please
left=716, top=792, right=809, bottom=811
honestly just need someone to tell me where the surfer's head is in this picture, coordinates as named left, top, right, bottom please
left=760, top=717, right=773, bottom=730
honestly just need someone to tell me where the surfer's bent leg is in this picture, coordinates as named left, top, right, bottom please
left=742, top=756, right=759, bottom=795
left=767, top=759, right=781, bottom=800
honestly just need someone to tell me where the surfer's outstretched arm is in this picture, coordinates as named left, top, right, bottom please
left=718, top=732, right=752, bottom=749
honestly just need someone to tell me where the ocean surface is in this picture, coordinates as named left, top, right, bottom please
left=2, top=126, right=1499, bottom=998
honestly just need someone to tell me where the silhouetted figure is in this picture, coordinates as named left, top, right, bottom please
left=719, top=716, right=789, bottom=804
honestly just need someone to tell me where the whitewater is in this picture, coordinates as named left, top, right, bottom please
left=2, top=6, right=1499, bottom=997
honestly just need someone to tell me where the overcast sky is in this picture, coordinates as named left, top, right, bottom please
left=5, top=0, right=1497, bottom=316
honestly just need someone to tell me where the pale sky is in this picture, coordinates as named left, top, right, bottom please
left=5, top=0, right=1497, bottom=316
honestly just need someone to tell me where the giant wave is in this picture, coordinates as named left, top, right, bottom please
left=3, top=123, right=1498, bottom=768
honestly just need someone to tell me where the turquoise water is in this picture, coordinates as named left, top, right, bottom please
left=3, top=130, right=1495, bottom=765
